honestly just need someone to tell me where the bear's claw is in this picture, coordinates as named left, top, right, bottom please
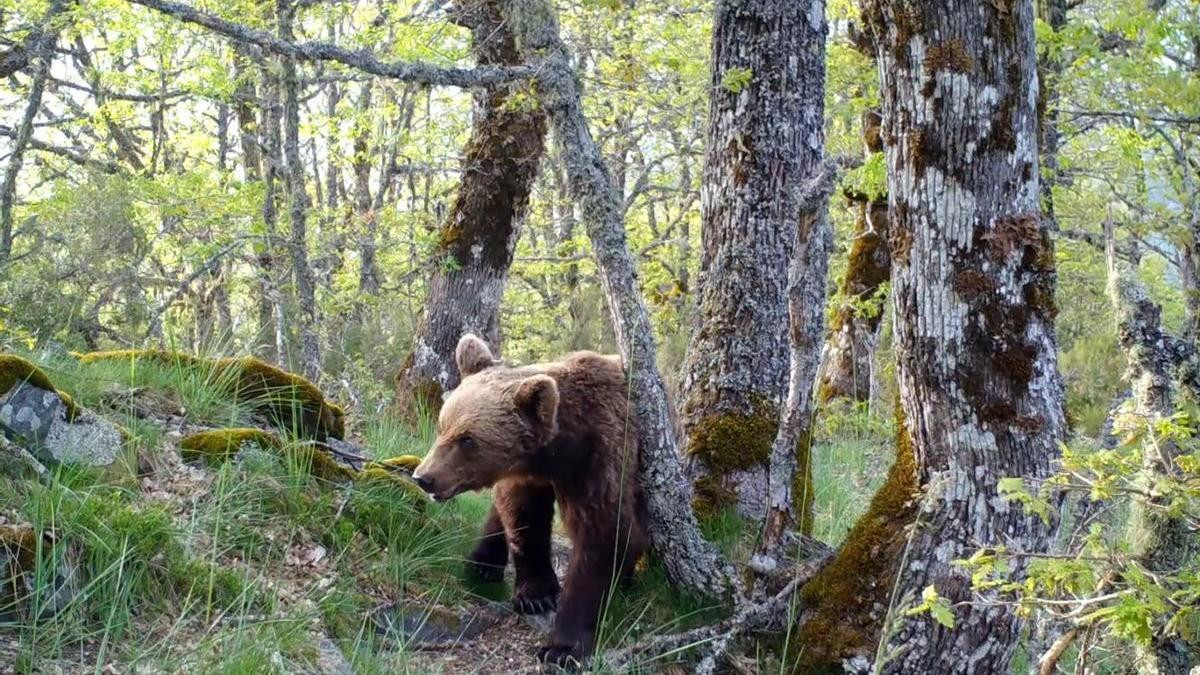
left=537, top=643, right=584, bottom=670
left=468, top=560, right=505, bottom=582
left=513, top=593, right=557, bottom=615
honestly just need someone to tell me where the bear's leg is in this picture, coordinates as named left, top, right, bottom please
left=496, top=481, right=559, bottom=615
left=467, top=505, right=508, bottom=582
left=538, top=529, right=619, bottom=667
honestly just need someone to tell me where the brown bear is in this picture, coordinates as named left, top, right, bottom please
left=411, top=334, right=648, bottom=666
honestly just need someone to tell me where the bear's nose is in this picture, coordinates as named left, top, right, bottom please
left=412, top=474, right=434, bottom=494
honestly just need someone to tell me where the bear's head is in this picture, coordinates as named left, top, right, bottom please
left=411, top=334, right=560, bottom=502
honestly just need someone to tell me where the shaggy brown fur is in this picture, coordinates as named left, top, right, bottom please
left=413, top=335, right=647, bottom=666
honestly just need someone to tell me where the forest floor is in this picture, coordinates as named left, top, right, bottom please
left=0, top=352, right=893, bottom=674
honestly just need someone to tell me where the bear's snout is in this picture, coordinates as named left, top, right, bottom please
left=412, top=473, right=435, bottom=494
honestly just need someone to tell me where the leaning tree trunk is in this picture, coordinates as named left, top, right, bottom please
left=798, top=1, right=1067, bottom=671
left=498, top=0, right=739, bottom=600
left=394, top=0, right=547, bottom=412
left=1105, top=229, right=1199, bottom=675
left=679, top=0, right=828, bottom=524
left=817, top=108, right=890, bottom=404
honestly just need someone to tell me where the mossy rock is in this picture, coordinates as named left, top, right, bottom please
left=0, top=354, right=78, bottom=420
left=358, top=467, right=429, bottom=504
left=180, top=428, right=282, bottom=464
left=79, top=350, right=346, bottom=440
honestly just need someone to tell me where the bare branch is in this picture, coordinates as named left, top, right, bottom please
left=124, top=0, right=536, bottom=88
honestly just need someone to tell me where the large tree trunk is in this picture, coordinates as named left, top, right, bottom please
left=799, top=1, right=1067, bottom=671
left=498, top=0, right=738, bottom=600
left=679, top=0, right=828, bottom=524
left=870, top=1, right=1065, bottom=671
left=818, top=109, right=890, bottom=404
left=277, top=0, right=321, bottom=381
left=394, top=0, right=547, bottom=412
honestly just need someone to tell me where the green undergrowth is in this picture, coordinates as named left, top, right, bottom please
left=0, top=348, right=904, bottom=672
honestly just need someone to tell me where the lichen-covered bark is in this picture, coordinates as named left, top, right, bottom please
left=856, top=1, right=1067, bottom=672
left=395, top=0, right=547, bottom=412
left=277, top=0, right=321, bottom=381
left=498, top=0, right=738, bottom=600
left=819, top=109, right=891, bottom=404
left=1105, top=234, right=1200, bottom=675
left=679, top=0, right=828, bottom=519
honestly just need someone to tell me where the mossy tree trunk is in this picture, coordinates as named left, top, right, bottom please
left=498, top=0, right=739, bottom=600
left=678, top=0, right=828, bottom=521
left=1105, top=227, right=1200, bottom=675
left=394, top=0, right=547, bottom=412
left=802, top=2, right=1068, bottom=672
left=817, top=110, right=890, bottom=404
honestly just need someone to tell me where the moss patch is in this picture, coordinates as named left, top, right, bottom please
left=0, top=354, right=79, bottom=420
left=180, top=428, right=281, bottom=464
left=788, top=407, right=919, bottom=672
left=685, top=397, right=779, bottom=473
left=79, top=351, right=345, bottom=440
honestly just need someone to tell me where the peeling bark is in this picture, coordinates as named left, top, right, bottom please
left=498, top=0, right=738, bottom=599
left=395, top=0, right=547, bottom=412
left=759, top=173, right=834, bottom=557
left=679, top=0, right=829, bottom=521
left=848, top=1, right=1067, bottom=671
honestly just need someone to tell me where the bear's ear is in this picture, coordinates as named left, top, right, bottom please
left=456, top=334, right=497, bottom=377
left=513, top=375, right=559, bottom=436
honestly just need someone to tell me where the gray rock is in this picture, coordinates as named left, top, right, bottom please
left=0, top=382, right=124, bottom=471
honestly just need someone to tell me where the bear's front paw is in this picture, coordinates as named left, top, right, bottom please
left=536, top=642, right=585, bottom=670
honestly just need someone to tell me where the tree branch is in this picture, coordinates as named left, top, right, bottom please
left=124, top=0, right=536, bottom=88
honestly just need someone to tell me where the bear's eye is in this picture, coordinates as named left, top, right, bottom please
left=458, top=436, right=477, bottom=452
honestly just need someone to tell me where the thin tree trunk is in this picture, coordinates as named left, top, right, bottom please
left=277, top=0, right=321, bottom=381
left=1105, top=224, right=1200, bottom=675
left=798, top=2, right=1067, bottom=670
left=260, top=56, right=288, bottom=365
left=0, top=0, right=66, bottom=264
left=818, top=109, right=890, bottom=404
left=758, top=174, right=834, bottom=556
left=679, top=0, right=829, bottom=524
left=352, top=81, right=382, bottom=296
left=394, top=0, right=547, bottom=411
left=498, top=0, right=738, bottom=600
